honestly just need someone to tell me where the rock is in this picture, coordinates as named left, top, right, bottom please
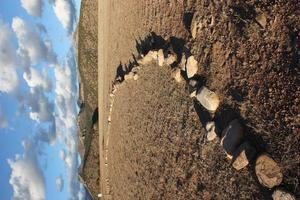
left=196, top=86, right=220, bottom=112
left=186, top=56, right=198, bottom=78
left=255, top=154, right=283, bottom=188
left=191, top=22, right=203, bottom=39
left=205, top=121, right=217, bottom=141
left=272, top=190, right=295, bottom=200
left=138, top=51, right=157, bottom=65
left=179, top=54, right=187, bottom=71
left=166, top=54, right=177, bottom=65
left=171, top=68, right=183, bottom=83
left=232, top=142, right=256, bottom=170
left=221, top=119, right=244, bottom=158
left=133, top=74, right=139, bottom=81
left=256, top=13, right=267, bottom=28
left=157, top=49, right=164, bottom=66
left=124, top=72, right=134, bottom=81
left=190, top=90, right=196, bottom=98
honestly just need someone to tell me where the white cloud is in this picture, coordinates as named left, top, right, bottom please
left=0, top=19, right=19, bottom=93
left=0, top=106, right=8, bottom=129
left=7, top=140, right=46, bottom=200
left=23, top=67, right=51, bottom=91
left=12, top=17, right=57, bottom=67
left=52, top=0, right=76, bottom=33
left=56, top=176, right=64, bottom=192
left=21, top=0, right=44, bottom=17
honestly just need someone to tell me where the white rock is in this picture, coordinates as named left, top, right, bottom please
left=186, top=56, right=198, bottom=78
left=196, top=86, right=220, bottom=112
left=157, top=49, right=164, bottom=66
left=272, top=190, right=295, bottom=200
left=133, top=74, right=139, bottom=81
left=190, top=90, right=197, bottom=98
left=171, top=68, right=183, bottom=83
left=180, top=54, right=187, bottom=71
left=205, top=121, right=217, bottom=141
left=138, top=51, right=157, bottom=65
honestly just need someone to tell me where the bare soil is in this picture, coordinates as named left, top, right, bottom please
left=95, top=0, right=300, bottom=199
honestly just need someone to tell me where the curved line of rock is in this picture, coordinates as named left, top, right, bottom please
left=101, top=39, right=296, bottom=200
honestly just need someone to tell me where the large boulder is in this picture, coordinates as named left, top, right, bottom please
left=272, top=190, right=295, bottom=200
left=255, top=154, right=283, bottom=188
left=221, top=119, right=244, bottom=158
left=196, top=86, right=220, bottom=112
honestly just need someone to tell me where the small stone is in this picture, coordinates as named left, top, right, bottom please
left=232, top=142, right=256, bottom=170
left=157, top=49, right=164, bottom=66
left=166, top=54, right=177, bottom=65
left=171, top=68, right=183, bottom=83
left=124, top=72, right=134, bottom=81
left=190, top=90, right=196, bottom=98
left=255, top=154, right=283, bottom=189
left=221, top=119, right=244, bottom=157
left=138, top=51, right=157, bottom=65
left=196, top=86, right=220, bottom=112
left=191, top=22, right=203, bottom=39
left=272, top=190, right=295, bottom=200
left=186, top=56, right=198, bottom=78
left=205, top=121, right=217, bottom=141
left=256, top=13, right=267, bottom=28
left=133, top=74, right=139, bottom=81
left=179, top=54, right=187, bottom=71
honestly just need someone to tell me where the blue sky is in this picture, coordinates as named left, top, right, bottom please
left=0, top=0, right=84, bottom=200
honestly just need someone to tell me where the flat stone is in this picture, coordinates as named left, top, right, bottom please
left=124, top=72, right=134, bottom=81
left=179, top=54, right=187, bottom=71
left=232, top=141, right=256, bottom=170
left=137, top=51, right=157, bottom=65
left=256, top=13, right=267, bottom=28
left=196, top=86, right=220, bottom=112
left=205, top=121, right=217, bottom=141
left=157, top=49, right=164, bottom=67
left=221, top=119, right=244, bottom=157
left=166, top=54, right=177, bottom=65
left=186, top=56, right=198, bottom=78
left=255, top=154, right=283, bottom=188
left=171, top=68, right=183, bottom=83
left=272, top=190, right=295, bottom=200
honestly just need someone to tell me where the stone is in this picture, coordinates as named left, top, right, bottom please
left=124, top=72, right=134, bottom=81
left=196, top=86, right=220, bottom=112
left=221, top=119, right=244, bottom=158
left=191, top=22, right=203, bottom=39
left=255, top=154, right=283, bottom=188
left=190, top=90, right=196, bottom=98
left=138, top=51, right=157, bottom=65
left=133, top=74, right=139, bottom=81
left=171, top=68, right=183, bottom=83
left=272, top=190, right=295, bottom=200
left=205, top=121, right=217, bottom=141
left=157, top=49, right=164, bottom=66
left=232, top=141, right=256, bottom=170
left=186, top=56, right=198, bottom=78
left=166, top=54, right=177, bottom=65
left=179, top=54, right=187, bottom=71
left=256, top=13, right=267, bottom=28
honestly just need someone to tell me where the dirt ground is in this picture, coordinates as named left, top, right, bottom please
left=97, top=0, right=300, bottom=199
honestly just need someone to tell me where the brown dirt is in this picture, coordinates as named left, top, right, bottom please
left=97, top=0, right=300, bottom=199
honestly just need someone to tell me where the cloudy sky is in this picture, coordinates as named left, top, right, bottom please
left=0, top=0, right=85, bottom=199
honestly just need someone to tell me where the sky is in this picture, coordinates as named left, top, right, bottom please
left=0, top=0, right=85, bottom=199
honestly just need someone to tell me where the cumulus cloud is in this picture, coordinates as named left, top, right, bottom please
left=0, top=19, right=19, bottom=93
left=0, top=106, right=8, bottom=129
left=12, top=17, right=57, bottom=68
left=21, top=0, right=44, bottom=17
left=56, top=176, right=64, bottom=192
left=7, top=140, right=46, bottom=200
left=52, top=0, right=76, bottom=33
left=23, top=67, right=52, bottom=91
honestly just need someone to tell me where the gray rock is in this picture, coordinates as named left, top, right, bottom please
left=205, top=121, right=217, bottom=141
left=232, top=141, right=256, bottom=170
left=255, top=154, right=283, bottom=188
left=186, top=56, right=198, bottom=78
left=221, top=119, right=244, bottom=158
left=272, top=190, right=295, bottom=200
left=196, top=86, right=220, bottom=112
